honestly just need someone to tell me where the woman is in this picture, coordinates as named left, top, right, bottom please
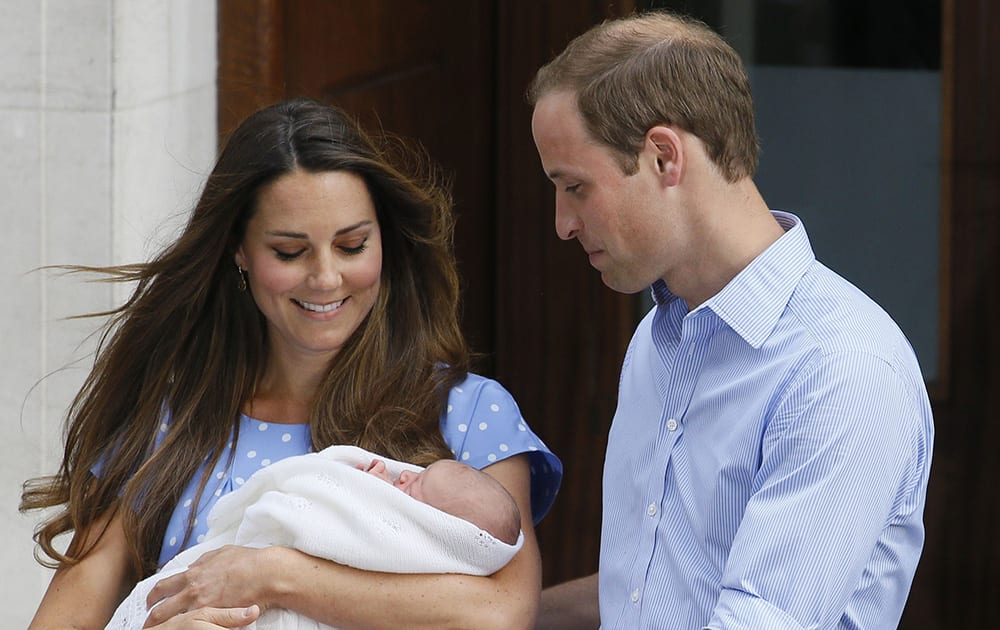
left=22, top=98, right=561, bottom=629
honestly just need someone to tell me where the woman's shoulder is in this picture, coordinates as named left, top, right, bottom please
left=443, top=372, right=527, bottom=425
left=449, top=372, right=518, bottom=401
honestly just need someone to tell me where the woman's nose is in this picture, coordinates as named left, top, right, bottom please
left=307, top=253, right=343, bottom=290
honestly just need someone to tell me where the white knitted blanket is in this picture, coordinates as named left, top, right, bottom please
left=106, top=445, right=523, bottom=629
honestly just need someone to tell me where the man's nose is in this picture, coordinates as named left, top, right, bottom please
left=554, top=197, right=581, bottom=241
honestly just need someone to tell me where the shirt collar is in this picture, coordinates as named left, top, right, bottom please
left=650, top=211, right=815, bottom=348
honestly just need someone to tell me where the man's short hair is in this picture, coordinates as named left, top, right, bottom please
left=528, top=11, right=759, bottom=181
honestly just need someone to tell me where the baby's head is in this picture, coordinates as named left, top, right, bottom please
left=396, top=460, right=522, bottom=545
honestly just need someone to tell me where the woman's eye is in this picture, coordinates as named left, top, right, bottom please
left=274, top=248, right=305, bottom=261
left=340, top=239, right=368, bottom=256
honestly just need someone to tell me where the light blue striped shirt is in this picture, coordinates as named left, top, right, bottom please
left=599, top=212, right=933, bottom=629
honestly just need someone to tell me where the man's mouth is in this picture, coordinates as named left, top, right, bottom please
left=294, top=298, right=346, bottom=313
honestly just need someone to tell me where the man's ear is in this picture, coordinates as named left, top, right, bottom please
left=646, top=126, right=683, bottom=187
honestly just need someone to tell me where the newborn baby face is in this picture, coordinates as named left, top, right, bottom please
left=364, top=457, right=521, bottom=545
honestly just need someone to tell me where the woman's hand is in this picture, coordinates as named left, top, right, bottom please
left=144, top=605, right=260, bottom=629
left=143, top=545, right=273, bottom=627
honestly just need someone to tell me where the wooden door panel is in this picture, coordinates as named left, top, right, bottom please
left=494, top=1, right=639, bottom=582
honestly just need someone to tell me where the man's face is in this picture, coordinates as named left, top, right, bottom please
left=531, top=90, right=674, bottom=294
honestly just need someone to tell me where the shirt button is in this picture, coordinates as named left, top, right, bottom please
left=666, top=418, right=678, bottom=431
left=646, top=503, right=657, bottom=517
left=631, top=588, right=640, bottom=603
left=688, top=343, right=696, bottom=357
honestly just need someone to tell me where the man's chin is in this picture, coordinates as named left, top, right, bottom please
left=599, top=270, right=649, bottom=295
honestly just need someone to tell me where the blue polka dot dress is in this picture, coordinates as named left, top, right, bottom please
left=155, top=373, right=562, bottom=567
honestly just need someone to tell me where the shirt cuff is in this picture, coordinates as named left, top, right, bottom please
left=704, top=588, right=808, bottom=630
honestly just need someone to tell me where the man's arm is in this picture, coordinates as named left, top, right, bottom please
left=707, top=352, right=932, bottom=628
left=536, top=572, right=599, bottom=629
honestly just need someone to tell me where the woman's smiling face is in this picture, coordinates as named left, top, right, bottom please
left=235, top=169, right=382, bottom=365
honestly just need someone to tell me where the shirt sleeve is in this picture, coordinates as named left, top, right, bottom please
left=440, top=373, right=563, bottom=524
left=706, top=351, right=932, bottom=629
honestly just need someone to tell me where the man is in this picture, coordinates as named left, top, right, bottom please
left=530, top=11, right=933, bottom=629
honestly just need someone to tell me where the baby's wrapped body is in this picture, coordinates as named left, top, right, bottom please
left=106, top=445, right=523, bottom=630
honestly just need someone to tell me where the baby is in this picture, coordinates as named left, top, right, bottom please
left=106, top=446, right=523, bottom=630
left=362, top=457, right=521, bottom=545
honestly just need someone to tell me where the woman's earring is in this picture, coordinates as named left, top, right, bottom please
left=237, top=265, right=248, bottom=291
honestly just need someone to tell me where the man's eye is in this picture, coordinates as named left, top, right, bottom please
left=565, top=184, right=581, bottom=194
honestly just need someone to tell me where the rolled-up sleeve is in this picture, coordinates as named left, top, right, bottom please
left=706, top=351, right=931, bottom=629
left=707, top=588, right=809, bottom=630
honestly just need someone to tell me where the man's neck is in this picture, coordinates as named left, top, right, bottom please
left=670, top=178, right=783, bottom=310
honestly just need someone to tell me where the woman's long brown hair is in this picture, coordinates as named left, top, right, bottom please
left=20, top=98, right=469, bottom=578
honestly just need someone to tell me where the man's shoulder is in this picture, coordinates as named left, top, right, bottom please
left=785, top=263, right=908, bottom=352
left=776, top=264, right=930, bottom=399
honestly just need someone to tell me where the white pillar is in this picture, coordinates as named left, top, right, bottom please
left=0, top=2, right=217, bottom=625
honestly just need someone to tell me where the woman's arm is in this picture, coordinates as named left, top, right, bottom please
left=145, top=454, right=541, bottom=630
left=29, top=508, right=136, bottom=630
